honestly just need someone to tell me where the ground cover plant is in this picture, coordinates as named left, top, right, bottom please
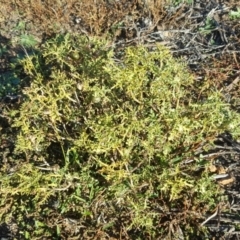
left=0, top=33, right=239, bottom=239
left=1, top=0, right=240, bottom=239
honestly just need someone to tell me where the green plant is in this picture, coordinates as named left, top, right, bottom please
left=0, top=44, right=8, bottom=57
left=0, top=23, right=38, bottom=99
left=199, top=17, right=216, bottom=35
left=11, top=21, right=39, bottom=48
left=0, top=71, right=20, bottom=98
left=229, top=8, right=240, bottom=20
left=167, top=0, right=193, bottom=7
left=2, top=33, right=240, bottom=238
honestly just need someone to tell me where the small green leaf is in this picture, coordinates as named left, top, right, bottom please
left=56, top=225, right=61, bottom=236
left=19, top=34, right=38, bottom=47
left=229, top=8, right=240, bottom=19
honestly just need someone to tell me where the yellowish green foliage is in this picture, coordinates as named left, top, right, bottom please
left=2, top=33, right=240, bottom=238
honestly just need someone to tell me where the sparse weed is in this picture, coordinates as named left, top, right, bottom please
left=167, top=0, right=193, bottom=7
left=199, top=17, right=216, bottom=35
left=229, top=8, right=240, bottom=20
left=11, top=20, right=39, bottom=48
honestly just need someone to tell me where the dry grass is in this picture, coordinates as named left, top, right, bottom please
left=0, top=0, right=168, bottom=40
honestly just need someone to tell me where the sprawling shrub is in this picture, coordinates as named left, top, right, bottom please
left=1, top=34, right=240, bottom=238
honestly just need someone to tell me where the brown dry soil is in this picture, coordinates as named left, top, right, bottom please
left=0, top=0, right=240, bottom=239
